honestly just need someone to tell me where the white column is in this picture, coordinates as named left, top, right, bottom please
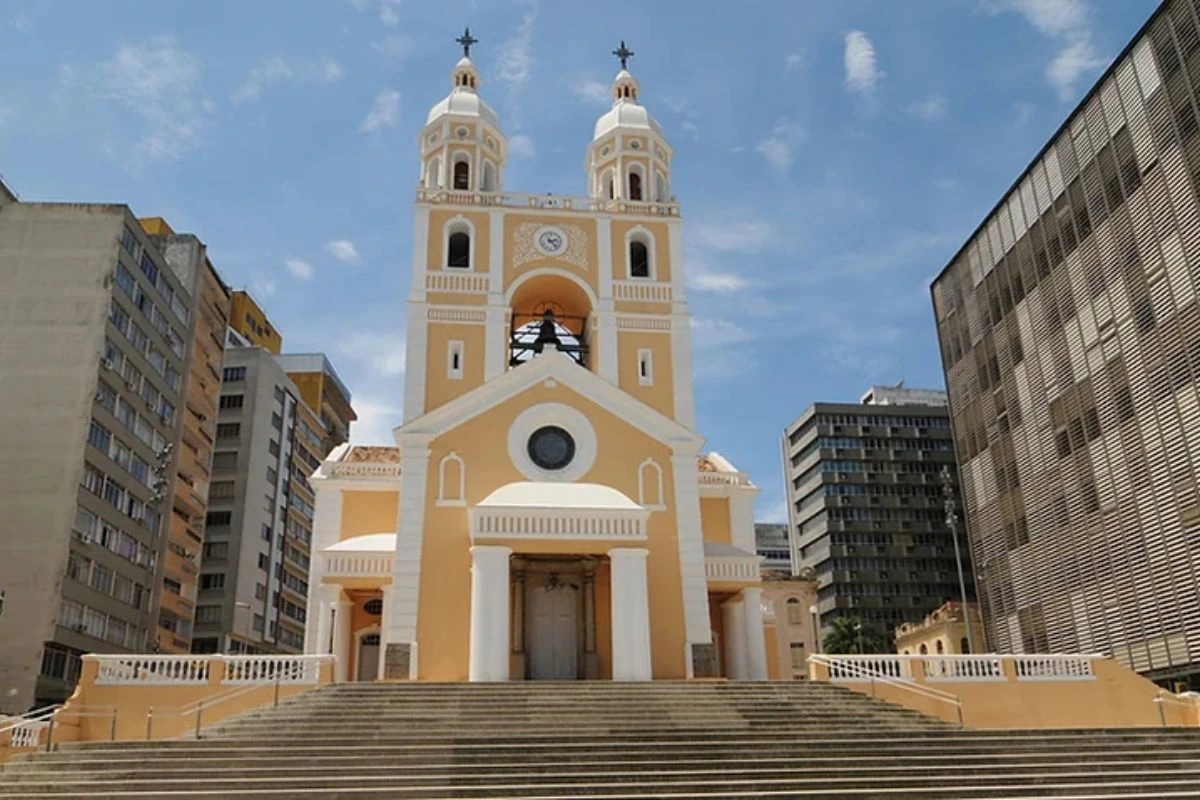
left=609, top=548, right=653, bottom=681
left=469, top=545, right=512, bottom=682
left=669, top=312, right=696, bottom=429
left=670, top=453, right=712, bottom=652
left=304, top=484, right=343, bottom=652
left=377, top=584, right=394, bottom=680
left=722, top=599, right=747, bottom=680
left=388, top=441, right=431, bottom=677
left=402, top=301, right=429, bottom=422
left=596, top=304, right=618, bottom=383
left=332, top=598, right=352, bottom=682
left=742, top=587, right=769, bottom=681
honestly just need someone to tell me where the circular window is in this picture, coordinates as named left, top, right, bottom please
left=527, top=426, right=575, bottom=471
left=363, top=599, right=383, bottom=615
left=456, top=126, right=469, bottom=139
left=600, top=145, right=611, bottom=157
left=630, top=140, right=642, bottom=150
left=427, top=133, right=438, bottom=144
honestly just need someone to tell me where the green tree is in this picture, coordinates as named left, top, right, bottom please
left=822, top=616, right=888, bottom=654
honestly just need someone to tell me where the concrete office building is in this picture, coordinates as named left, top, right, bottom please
left=0, top=202, right=203, bottom=711
left=782, top=386, right=971, bottom=639
left=931, top=0, right=1200, bottom=684
left=191, top=343, right=337, bottom=655
left=755, top=522, right=792, bottom=572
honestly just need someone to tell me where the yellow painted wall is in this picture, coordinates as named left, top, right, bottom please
left=502, top=213, right=599, bottom=295
left=428, top=209, right=491, bottom=271
left=229, top=291, right=282, bottom=354
left=700, top=497, right=732, bottom=545
left=610, top=218, right=671, bottom=283
left=424, top=323, right=487, bottom=413
left=416, top=381, right=686, bottom=680
left=617, top=330, right=675, bottom=418
left=340, top=491, right=399, bottom=541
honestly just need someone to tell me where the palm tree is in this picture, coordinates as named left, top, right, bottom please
left=822, top=616, right=887, bottom=654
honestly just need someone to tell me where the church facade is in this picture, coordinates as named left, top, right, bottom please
left=303, top=39, right=779, bottom=682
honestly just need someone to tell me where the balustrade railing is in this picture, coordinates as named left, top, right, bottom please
left=705, top=557, right=761, bottom=581
left=824, top=655, right=913, bottom=681
left=1013, top=654, right=1096, bottom=680
left=324, top=553, right=393, bottom=576
left=414, top=188, right=681, bottom=217
left=425, top=272, right=490, bottom=294
left=922, top=655, right=1003, bottom=681
left=221, top=655, right=326, bottom=685
left=95, top=655, right=211, bottom=685
left=9, top=719, right=49, bottom=748
left=612, top=280, right=673, bottom=303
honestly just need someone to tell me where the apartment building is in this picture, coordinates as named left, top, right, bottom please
left=755, top=523, right=792, bottom=573
left=781, top=386, right=971, bottom=639
left=275, top=353, right=356, bottom=454
left=931, top=0, right=1200, bottom=684
left=0, top=202, right=199, bottom=711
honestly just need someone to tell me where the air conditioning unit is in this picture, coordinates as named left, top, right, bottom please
left=125, top=380, right=138, bottom=391
left=102, top=357, right=115, bottom=371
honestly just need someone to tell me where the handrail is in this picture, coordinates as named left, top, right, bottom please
left=1153, top=690, right=1200, bottom=727
left=809, top=654, right=965, bottom=727
left=146, top=675, right=286, bottom=740
left=2, top=705, right=118, bottom=751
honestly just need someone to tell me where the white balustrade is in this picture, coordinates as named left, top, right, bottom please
left=826, top=656, right=913, bottom=682
left=704, top=556, right=761, bottom=581
left=1014, top=655, right=1096, bottom=681
left=324, top=553, right=393, bottom=576
left=414, top=188, right=680, bottom=218
left=425, top=272, right=490, bottom=293
left=331, top=462, right=402, bottom=480
left=470, top=509, right=647, bottom=540
left=9, top=720, right=48, bottom=748
left=697, top=471, right=751, bottom=487
left=94, top=655, right=211, bottom=686
left=222, top=655, right=327, bottom=685
left=612, top=280, right=673, bottom=303
left=922, top=655, right=1003, bottom=682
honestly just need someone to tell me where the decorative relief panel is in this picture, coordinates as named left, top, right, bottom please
left=512, top=222, right=589, bottom=270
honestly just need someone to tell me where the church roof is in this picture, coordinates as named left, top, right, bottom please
left=343, top=445, right=400, bottom=464
left=426, top=88, right=501, bottom=129
left=477, top=481, right=641, bottom=511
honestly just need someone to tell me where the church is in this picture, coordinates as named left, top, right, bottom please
left=303, top=34, right=779, bottom=682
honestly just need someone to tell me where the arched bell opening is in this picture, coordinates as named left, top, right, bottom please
left=507, top=272, right=594, bottom=369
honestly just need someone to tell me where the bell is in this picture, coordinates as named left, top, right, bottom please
left=533, top=309, right=561, bottom=352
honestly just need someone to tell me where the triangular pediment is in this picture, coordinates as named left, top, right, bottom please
left=395, top=350, right=703, bottom=451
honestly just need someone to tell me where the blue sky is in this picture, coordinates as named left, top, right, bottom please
left=0, top=0, right=1160, bottom=521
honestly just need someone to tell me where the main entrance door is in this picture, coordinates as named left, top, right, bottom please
left=529, top=586, right=578, bottom=679
left=357, top=633, right=380, bottom=681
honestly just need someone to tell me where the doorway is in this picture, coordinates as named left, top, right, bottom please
left=528, top=583, right=578, bottom=679
left=357, top=633, right=380, bottom=681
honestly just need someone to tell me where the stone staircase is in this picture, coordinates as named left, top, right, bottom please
left=3, top=681, right=1200, bottom=798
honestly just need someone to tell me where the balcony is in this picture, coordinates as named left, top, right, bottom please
left=415, top=187, right=680, bottom=218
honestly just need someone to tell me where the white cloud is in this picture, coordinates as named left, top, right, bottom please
left=250, top=276, right=277, bottom=297
left=689, top=220, right=774, bottom=253
left=373, top=34, right=413, bottom=61
left=65, top=37, right=209, bottom=163
left=231, top=55, right=345, bottom=104
left=755, top=117, right=805, bottom=170
left=570, top=76, right=610, bottom=106
left=359, top=88, right=400, bottom=132
left=844, top=30, right=882, bottom=93
left=325, top=239, right=361, bottom=263
left=784, top=51, right=805, bottom=74
left=12, top=15, right=31, bottom=34
left=341, top=332, right=406, bottom=378
left=348, top=394, right=403, bottom=445
left=509, top=134, right=536, bottom=159
left=285, top=258, right=314, bottom=281
left=906, top=95, right=947, bottom=121
left=495, top=4, right=535, bottom=87
left=690, top=272, right=753, bottom=294
left=690, top=317, right=753, bottom=350
left=758, top=496, right=789, bottom=524
left=1047, top=38, right=1104, bottom=100
left=690, top=317, right=758, bottom=383
left=1012, top=101, right=1035, bottom=126
left=0, top=106, right=11, bottom=128
left=378, top=0, right=400, bottom=27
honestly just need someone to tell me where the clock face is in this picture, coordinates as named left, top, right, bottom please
left=535, top=227, right=566, bottom=255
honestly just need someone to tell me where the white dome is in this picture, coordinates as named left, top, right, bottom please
left=593, top=102, right=661, bottom=140
left=426, top=89, right=501, bottom=129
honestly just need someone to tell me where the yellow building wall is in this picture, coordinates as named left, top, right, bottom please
left=610, top=218, right=672, bottom=283
left=617, top=330, right=675, bottom=418
left=428, top=209, right=491, bottom=271
left=502, top=213, right=600, bottom=295
left=229, top=291, right=282, bottom=354
left=700, top=497, right=732, bottom=545
left=424, top=323, right=488, bottom=413
left=340, top=491, right=399, bottom=541
left=416, top=381, right=685, bottom=680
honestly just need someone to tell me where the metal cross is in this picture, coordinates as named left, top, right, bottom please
left=612, top=40, right=634, bottom=70
left=456, top=27, right=478, bottom=58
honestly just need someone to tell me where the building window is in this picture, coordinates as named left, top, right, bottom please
left=628, top=169, right=643, bottom=201
left=219, top=395, right=244, bottom=410
left=447, top=230, right=470, bottom=268
left=629, top=240, right=650, bottom=278
left=195, top=605, right=222, bottom=624
left=786, top=597, right=805, bottom=625
left=637, top=348, right=653, bottom=386
left=453, top=159, right=470, bottom=190
left=271, top=412, right=283, bottom=431
left=790, top=642, right=806, bottom=670
left=960, top=636, right=970, bottom=654
left=447, top=340, right=464, bottom=379
left=258, top=553, right=270, bottom=570
left=199, top=573, right=225, bottom=590
left=206, top=510, right=232, bottom=527
left=202, top=541, right=229, bottom=560
left=222, top=366, right=246, bottom=382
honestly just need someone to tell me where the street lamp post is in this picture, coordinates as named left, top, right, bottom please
left=941, top=465, right=977, bottom=654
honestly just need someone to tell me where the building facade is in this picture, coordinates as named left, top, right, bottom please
left=275, top=353, right=356, bottom=455
left=895, top=601, right=986, bottom=656
left=0, top=203, right=199, bottom=711
left=300, top=48, right=793, bottom=683
left=191, top=344, right=330, bottom=655
left=931, top=0, right=1200, bottom=684
left=781, top=387, right=971, bottom=639
left=755, top=522, right=792, bottom=572
left=762, top=574, right=820, bottom=679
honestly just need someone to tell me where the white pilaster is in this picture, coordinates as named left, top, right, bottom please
left=304, top=485, right=343, bottom=652
left=722, top=599, right=747, bottom=680
left=596, top=215, right=614, bottom=297
left=377, top=584, right=394, bottom=680
left=597, top=304, right=618, bottom=383
left=387, top=441, right=432, bottom=676
left=670, top=452, right=712, bottom=652
left=729, top=490, right=757, bottom=554
left=484, top=303, right=507, bottom=380
left=332, top=598, right=352, bottom=682
left=669, top=312, right=696, bottom=429
left=469, top=545, right=512, bottom=682
left=311, top=585, right=338, bottom=657
left=742, top=587, right=769, bottom=681
left=402, top=301, right=429, bottom=422
left=410, top=205, right=431, bottom=297
left=609, top=547, right=653, bottom=681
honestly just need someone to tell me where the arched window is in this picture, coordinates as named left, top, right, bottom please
left=935, top=639, right=944, bottom=654
left=785, top=598, right=804, bottom=625
left=437, top=452, right=466, bottom=506
left=629, top=240, right=649, bottom=278
left=960, top=637, right=970, bottom=654
left=448, top=232, right=470, bottom=268
left=638, top=458, right=664, bottom=509
left=919, top=643, right=928, bottom=655
left=628, top=170, right=643, bottom=201
left=427, top=157, right=442, bottom=190
left=453, top=159, right=470, bottom=190
left=481, top=162, right=496, bottom=192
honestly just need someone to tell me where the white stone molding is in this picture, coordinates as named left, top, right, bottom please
left=729, top=491, right=757, bottom=554
left=504, top=267, right=599, bottom=312
left=506, top=402, right=598, bottom=483
left=742, top=587, right=769, bottom=681
left=324, top=552, right=393, bottom=577
left=332, top=598, right=353, bottom=682
left=596, top=215, right=614, bottom=298
left=305, top=486, right=344, bottom=651
left=403, top=301, right=429, bottom=423
left=436, top=451, right=466, bottom=506
left=425, top=272, right=490, bottom=293
left=410, top=206, right=431, bottom=297
left=624, top=225, right=657, bottom=280
left=705, top=555, right=761, bottom=582
left=667, top=218, right=686, bottom=305
left=441, top=214, right=476, bottom=270
left=471, top=507, right=648, bottom=541
left=428, top=307, right=487, bottom=324
left=671, top=454, right=713, bottom=649
left=616, top=315, right=671, bottom=332
left=596, top=308, right=618, bottom=383
left=414, top=187, right=681, bottom=218
left=511, top=222, right=589, bottom=270
left=484, top=302, right=507, bottom=379
left=488, top=209, right=505, bottom=293
left=447, top=340, right=464, bottom=380
left=609, top=547, right=653, bottom=680
left=637, top=348, right=653, bottom=387
left=386, top=443, right=432, bottom=673
left=469, top=545, right=512, bottom=681
left=670, top=312, right=696, bottom=429
left=722, top=598, right=747, bottom=680
left=612, top=280, right=672, bottom=303
left=637, top=458, right=666, bottom=510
